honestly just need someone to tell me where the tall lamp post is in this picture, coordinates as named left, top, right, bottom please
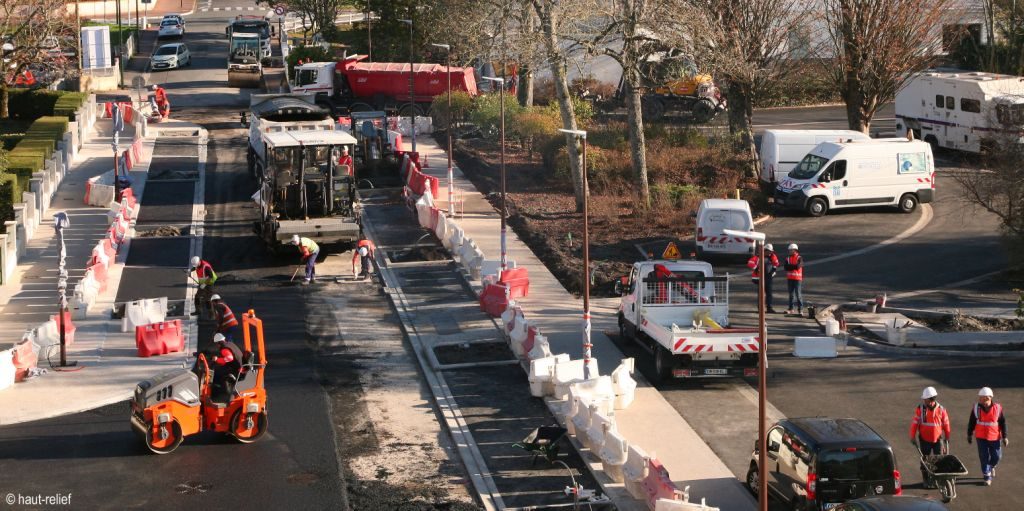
left=725, top=228, right=768, bottom=511
left=481, top=76, right=507, bottom=272
left=431, top=43, right=454, bottom=216
left=399, top=17, right=416, bottom=153
left=365, top=1, right=372, bottom=62
left=559, top=129, right=593, bottom=379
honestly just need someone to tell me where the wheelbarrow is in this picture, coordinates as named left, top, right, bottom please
left=513, top=425, right=567, bottom=466
left=920, top=446, right=968, bottom=502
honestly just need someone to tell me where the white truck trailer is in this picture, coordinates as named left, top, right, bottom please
left=895, top=69, right=1024, bottom=153
left=615, top=259, right=759, bottom=381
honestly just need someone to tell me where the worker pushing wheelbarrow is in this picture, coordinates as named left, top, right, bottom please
left=918, top=440, right=968, bottom=502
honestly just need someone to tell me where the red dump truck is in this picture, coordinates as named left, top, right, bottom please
left=291, top=55, right=479, bottom=116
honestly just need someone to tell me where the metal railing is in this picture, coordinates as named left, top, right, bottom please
left=640, top=276, right=728, bottom=306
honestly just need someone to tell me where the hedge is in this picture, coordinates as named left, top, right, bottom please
left=5, top=90, right=86, bottom=121
left=53, top=93, right=88, bottom=120
left=0, top=173, right=16, bottom=224
left=1, top=116, right=71, bottom=197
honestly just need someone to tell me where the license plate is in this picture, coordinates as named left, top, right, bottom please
left=708, top=244, right=725, bottom=250
left=704, top=368, right=727, bottom=375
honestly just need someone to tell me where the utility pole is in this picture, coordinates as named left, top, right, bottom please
left=431, top=43, right=453, bottom=216
left=400, top=16, right=416, bottom=152
left=559, top=129, right=591, bottom=379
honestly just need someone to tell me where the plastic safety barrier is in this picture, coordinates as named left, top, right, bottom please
left=434, top=210, right=448, bottom=242
left=611, top=358, right=638, bottom=410
left=0, top=350, right=15, bottom=391
left=520, top=326, right=540, bottom=359
left=135, top=319, right=184, bottom=357
left=122, top=297, right=169, bottom=333
left=480, top=259, right=517, bottom=283
left=570, top=400, right=595, bottom=441
left=508, top=317, right=530, bottom=355
left=85, top=173, right=116, bottom=207
left=793, top=337, right=838, bottom=358
left=36, top=313, right=76, bottom=348
left=442, top=219, right=461, bottom=250
left=642, top=458, right=686, bottom=509
left=623, top=445, right=651, bottom=501
left=528, top=353, right=570, bottom=397
left=87, top=262, right=108, bottom=293
left=479, top=283, right=510, bottom=318
left=584, top=411, right=615, bottom=452
left=11, top=338, right=40, bottom=382
left=552, top=358, right=587, bottom=400
left=570, top=375, right=616, bottom=416
left=501, top=303, right=523, bottom=335
left=599, top=429, right=630, bottom=483
left=500, top=267, right=530, bottom=299
left=526, top=334, right=552, bottom=362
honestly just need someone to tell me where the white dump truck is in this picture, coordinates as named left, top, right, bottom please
left=615, top=259, right=759, bottom=381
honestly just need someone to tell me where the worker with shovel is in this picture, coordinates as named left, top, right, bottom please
left=291, top=235, right=320, bottom=284
left=352, top=237, right=376, bottom=279
left=189, top=256, right=218, bottom=319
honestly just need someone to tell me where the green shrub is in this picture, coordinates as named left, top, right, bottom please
left=11, top=140, right=54, bottom=159
left=511, top=107, right=560, bottom=158
left=53, top=93, right=88, bottom=120
left=0, top=173, right=16, bottom=223
left=470, top=93, right=525, bottom=140
left=430, top=90, right=474, bottom=128
left=5, top=90, right=63, bottom=121
left=4, top=153, right=43, bottom=195
left=285, top=46, right=333, bottom=77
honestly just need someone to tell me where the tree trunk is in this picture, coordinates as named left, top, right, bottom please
left=0, top=81, right=8, bottom=120
left=726, top=83, right=759, bottom=181
left=624, top=68, right=650, bottom=208
left=843, top=74, right=873, bottom=133
left=535, top=1, right=586, bottom=211
left=518, top=66, right=534, bottom=107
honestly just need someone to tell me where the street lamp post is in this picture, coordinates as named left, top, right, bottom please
left=482, top=76, right=507, bottom=272
left=431, top=43, right=454, bottom=216
left=399, top=17, right=416, bottom=153
left=725, top=228, right=768, bottom=511
left=559, top=129, right=592, bottom=379
left=365, top=2, right=372, bottom=62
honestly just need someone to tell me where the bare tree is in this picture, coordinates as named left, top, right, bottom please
left=819, top=0, right=953, bottom=133
left=686, top=0, right=804, bottom=180
left=1, top=0, right=76, bottom=119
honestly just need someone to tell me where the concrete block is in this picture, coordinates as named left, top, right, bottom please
left=793, top=337, right=838, bottom=358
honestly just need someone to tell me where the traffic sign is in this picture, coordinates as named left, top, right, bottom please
left=274, top=5, right=286, bottom=15
left=662, top=242, right=681, bottom=260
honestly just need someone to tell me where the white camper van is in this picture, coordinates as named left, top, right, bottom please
left=773, top=137, right=935, bottom=217
left=694, top=199, right=755, bottom=258
left=895, top=70, right=1024, bottom=153
left=759, top=129, right=871, bottom=185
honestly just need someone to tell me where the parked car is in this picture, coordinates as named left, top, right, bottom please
left=759, top=129, right=871, bottom=186
left=835, top=496, right=949, bottom=511
left=151, top=43, right=190, bottom=70
left=748, top=417, right=902, bottom=511
left=158, top=19, right=184, bottom=39
left=693, top=198, right=755, bottom=259
left=162, top=14, right=185, bottom=30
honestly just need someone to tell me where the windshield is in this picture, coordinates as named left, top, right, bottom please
left=789, top=153, right=829, bottom=180
left=155, top=46, right=178, bottom=56
left=161, top=20, right=178, bottom=27
left=819, top=449, right=894, bottom=481
left=230, top=38, right=260, bottom=55
left=297, top=69, right=319, bottom=87
left=233, top=22, right=270, bottom=39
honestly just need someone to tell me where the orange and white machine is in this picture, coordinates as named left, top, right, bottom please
left=130, top=310, right=269, bottom=454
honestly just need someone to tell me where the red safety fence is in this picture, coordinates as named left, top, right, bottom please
left=641, top=458, right=685, bottom=508
left=11, top=338, right=39, bottom=382
left=135, top=320, right=185, bottom=357
left=50, top=312, right=76, bottom=347
left=500, top=267, right=530, bottom=299
left=479, top=283, right=510, bottom=317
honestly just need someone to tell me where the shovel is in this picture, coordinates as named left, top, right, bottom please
left=289, top=266, right=303, bottom=282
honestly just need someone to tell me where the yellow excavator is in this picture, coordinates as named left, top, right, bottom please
left=594, top=51, right=726, bottom=123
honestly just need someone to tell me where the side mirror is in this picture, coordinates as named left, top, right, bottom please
left=818, top=172, right=831, bottom=183
left=614, top=276, right=628, bottom=296
left=769, top=440, right=781, bottom=452
left=614, top=281, right=623, bottom=296
left=240, top=111, right=250, bottom=127
left=689, top=211, right=698, bottom=218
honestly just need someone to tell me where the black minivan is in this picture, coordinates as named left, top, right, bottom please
left=747, top=418, right=901, bottom=510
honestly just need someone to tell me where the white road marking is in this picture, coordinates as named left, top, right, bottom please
left=730, top=382, right=787, bottom=424
left=886, top=269, right=1004, bottom=300
left=804, top=203, right=933, bottom=268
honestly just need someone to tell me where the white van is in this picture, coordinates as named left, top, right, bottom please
left=773, top=136, right=935, bottom=217
left=694, top=199, right=755, bottom=258
left=760, top=129, right=871, bottom=185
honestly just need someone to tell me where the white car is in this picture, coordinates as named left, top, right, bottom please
left=151, top=43, right=190, bottom=70
left=162, top=14, right=185, bottom=29
left=158, top=19, right=184, bottom=38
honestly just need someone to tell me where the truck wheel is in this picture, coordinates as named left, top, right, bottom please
left=399, top=103, right=423, bottom=117
left=349, top=102, right=373, bottom=113
left=691, top=99, right=716, bottom=123
left=641, top=97, right=665, bottom=121
left=653, top=345, right=672, bottom=383
left=898, top=193, right=918, bottom=213
left=746, top=464, right=759, bottom=496
left=806, top=197, right=828, bottom=217
left=618, top=317, right=626, bottom=339
left=924, top=135, right=939, bottom=151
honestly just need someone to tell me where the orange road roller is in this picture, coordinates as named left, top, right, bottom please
left=131, top=309, right=269, bottom=454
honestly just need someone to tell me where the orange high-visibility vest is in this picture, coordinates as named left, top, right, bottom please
left=974, top=403, right=1003, bottom=441
left=786, top=254, right=803, bottom=281
left=910, top=404, right=950, bottom=443
left=216, top=302, right=238, bottom=331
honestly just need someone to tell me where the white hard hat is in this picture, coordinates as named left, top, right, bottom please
left=291, top=235, right=301, bottom=245
left=213, top=333, right=226, bottom=343
left=358, top=246, right=368, bottom=256
left=788, top=243, right=799, bottom=251
left=764, top=244, right=773, bottom=251
left=979, top=387, right=994, bottom=397
left=921, top=386, right=938, bottom=399
left=190, top=256, right=200, bottom=268
left=210, top=294, right=221, bottom=301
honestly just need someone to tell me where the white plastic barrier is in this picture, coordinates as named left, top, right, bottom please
left=527, top=334, right=552, bottom=361
left=570, top=375, right=616, bottom=416
left=611, top=358, right=638, bottom=410
left=91, top=244, right=110, bottom=269
left=122, top=297, right=169, bottom=332
left=825, top=318, right=841, bottom=336
left=564, top=392, right=586, bottom=435
left=793, top=337, right=838, bottom=358
left=509, top=319, right=530, bottom=357
left=553, top=358, right=589, bottom=400
left=599, top=429, right=629, bottom=483
left=654, top=498, right=719, bottom=511
left=457, top=238, right=476, bottom=265
left=0, top=350, right=15, bottom=391
left=72, top=270, right=102, bottom=318
left=570, top=401, right=595, bottom=445
left=479, top=259, right=517, bottom=282
left=445, top=223, right=464, bottom=251
left=584, top=411, right=615, bottom=452
left=501, top=303, right=523, bottom=335
left=528, top=353, right=570, bottom=397
left=434, top=210, right=448, bottom=242
left=35, top=319, right=63, bottom=347
left=85, top=170, right=116, bottom=207
left=623, top=444, right=651, bottom=501
left=467, top=247, right=485, bottom=280
left=416, top=195, right=432, bottom=228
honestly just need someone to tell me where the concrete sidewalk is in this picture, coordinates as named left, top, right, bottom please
left=411, top=136, right=756, bottom=510
left=0, top=121, right=189, bottom=425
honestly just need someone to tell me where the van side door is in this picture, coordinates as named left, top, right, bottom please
left=766, top=426, right=785, bottom=498
left=622, top=266, right=642, bottom=331
left=817, top=160, right=849, bottom=205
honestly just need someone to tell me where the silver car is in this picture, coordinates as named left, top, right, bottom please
left=151, top=43, right=190, bottom=70
left=158, top=19, right=184, bottom=38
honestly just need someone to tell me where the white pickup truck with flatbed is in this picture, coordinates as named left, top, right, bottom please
left=615, top=259, right=759, bottom=381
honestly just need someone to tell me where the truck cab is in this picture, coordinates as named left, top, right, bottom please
left=616, top=259, right=758, bottom=381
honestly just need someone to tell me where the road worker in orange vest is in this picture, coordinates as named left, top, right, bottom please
left=910, top=386, right=951, bottom=488
left=747, top=243, right=780, bottom=313
left=210, top=294, right=239, bottom=343
left=968, top=387, right=1008, bottom=485
left=352, top=237, right=376, bottom=279
left=784, top=243, right=804, bottom=316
